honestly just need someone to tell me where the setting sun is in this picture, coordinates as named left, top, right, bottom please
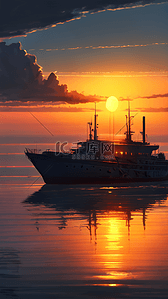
left=106, top=96, right=119, bottom=112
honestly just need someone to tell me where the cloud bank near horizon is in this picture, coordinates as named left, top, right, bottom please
left=0, top=42, right=167, bottom=112
left=119, top=92, right=168, bottom=102
left=0, top=42, right=102, bottom=109
left=0, top=0, right=166, bottom=39
left=140, top=93, right=168, bottom=99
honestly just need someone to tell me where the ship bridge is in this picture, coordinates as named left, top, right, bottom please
left=114, top=142, right=159, bottom=158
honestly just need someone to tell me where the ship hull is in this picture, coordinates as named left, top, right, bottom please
left=42, top=176, right=168, bottom=184
left=26, top=152, right=168, bottom=184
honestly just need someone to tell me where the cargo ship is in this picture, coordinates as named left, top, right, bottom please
left=25, top=104, right=168, bottom=184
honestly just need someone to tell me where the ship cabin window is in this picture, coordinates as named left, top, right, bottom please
left=120, top=152, right=123, bottom=155
left=125, top=152, right=127, bottom=155
left=115, top=152, right=118, bottom=154
left=131, top=153, right=132, bottom=156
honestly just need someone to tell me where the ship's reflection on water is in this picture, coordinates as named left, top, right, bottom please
left=25, top=183, right=167, bottom=234
left=24, top=185, right=167, bottom=234
left=23, top=183, right=168, bottom=293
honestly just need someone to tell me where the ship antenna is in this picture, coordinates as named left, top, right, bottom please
left=29, top=112, right=54, bottom=136
left=94, top=102, right=98, bottom=140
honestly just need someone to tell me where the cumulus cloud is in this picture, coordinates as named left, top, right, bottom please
left=0, top=0, right=166, bottom=39
left=0, top=42, right=102, bottom=109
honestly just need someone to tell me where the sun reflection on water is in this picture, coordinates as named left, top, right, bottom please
left=20, top=184, right=168, bottom=286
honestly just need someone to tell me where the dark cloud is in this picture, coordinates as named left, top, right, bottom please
left=141, top=93, right=168, bottom=99
left=0, top=106, right=103, bottom=112
left=119, top=93, right=168, bottom=103
left=119, top=97, right=133, bottom=101
left=0, top=42, right=102, bottom=108
left=0, top=1, right=165, bottom=39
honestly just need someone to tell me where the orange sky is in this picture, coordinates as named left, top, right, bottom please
left=0, top=2, right=167, bottom=147
left=0, top=71, right=168, bottom=143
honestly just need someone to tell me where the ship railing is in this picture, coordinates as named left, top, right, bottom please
left=25, top=148, right=41, bottom=154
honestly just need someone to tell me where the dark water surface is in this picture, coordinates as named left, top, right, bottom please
left=0, top=143, right=168, bottom=298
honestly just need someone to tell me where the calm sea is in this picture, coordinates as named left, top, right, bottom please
left=0, top=141, right=168, bottom=298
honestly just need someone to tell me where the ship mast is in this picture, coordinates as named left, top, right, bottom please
left=88, top=122, right=93, bottom=140
left=128, top=101, right=131, bottom=142
left=94, top=102, right=98, bottom=141
left=125, top=101, right=134, bottom=142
